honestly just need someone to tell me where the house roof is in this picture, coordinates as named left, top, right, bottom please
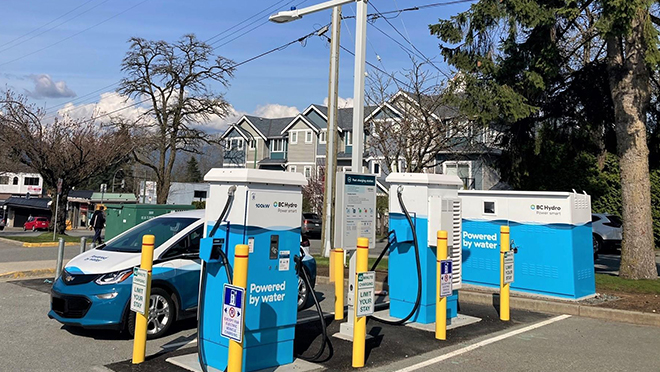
left=244, top=115, right=296, bottom=139
left=4, top=196, right=51, bottom=210
left=258, top=158, right=287, bottom=165
left=280, top=114, right=320, bottom=134
left=308, top=105, right=377, bottom=131
left=69, top=190, right=94, bottom=199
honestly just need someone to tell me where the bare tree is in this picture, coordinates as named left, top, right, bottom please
left=365, top=61, right=486, bottom=175
left=302, top=167, right=324, bottom=214
left=0, top=91, right=133, bottom=233
left=117, top=34, right=235, bottom=204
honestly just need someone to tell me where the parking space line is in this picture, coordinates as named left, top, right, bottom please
left=396, top=314, right=572, bottom=372
left=162, top=338, right=197, bottom=350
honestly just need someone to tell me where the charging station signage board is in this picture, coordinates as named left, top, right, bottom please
left=356, top=271, right=375, bottom=317
left=130, top=268, right=149, bottom=315
left=504, top=251, right=514, bottom=284
left=440, top=260, right=453, bottom=298
left=221, top=284, right=245, bottom=343
left=335, top=173, right=377, bottom=250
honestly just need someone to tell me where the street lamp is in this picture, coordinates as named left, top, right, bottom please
left=270, top=0, right=368, bottom=174
left=112, top=168, right=124, bottom=193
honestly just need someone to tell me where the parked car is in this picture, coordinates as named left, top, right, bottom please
left=592, top=213, right=622, bottom=253
left=48, top=209, right=317, bottom=339
left=0, top=218, right=5, bottom=231
left=24, top=217, right=49, bottom=232
left=302, top=212, right=322, bottom=238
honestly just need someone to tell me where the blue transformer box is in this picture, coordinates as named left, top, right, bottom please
left=385, top=173, right=464, bottom=324
left=459, top=190, right=595, bottom=300
left=198, top=169, right=307, bottom=372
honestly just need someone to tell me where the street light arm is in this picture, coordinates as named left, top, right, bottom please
left=269, top=0, right=356, bottom=23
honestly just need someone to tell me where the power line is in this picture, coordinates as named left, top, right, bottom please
left=61, top=25, right=329, bottom=125
left=342, top=0, right=475, bottom=20
left=0, top=0, right=151, bottom=69
left=0, top=0, right=110, bottom=54
left=44, top=0, right=308, bottom=117
left=368, top=2, right=453, bottom=80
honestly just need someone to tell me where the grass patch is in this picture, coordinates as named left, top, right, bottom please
left=3, top=232, right=84, bottom=243
left=595, top=274, right=660, bottom=295
left=315, top=256, right=389, bottom=271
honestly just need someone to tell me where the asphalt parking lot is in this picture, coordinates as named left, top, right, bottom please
left=2, top=276, right=659, bottom=372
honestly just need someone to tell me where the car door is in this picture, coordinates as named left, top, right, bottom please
left=159, top=225, right=203, bottom=312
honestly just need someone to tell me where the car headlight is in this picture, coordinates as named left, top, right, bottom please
left=94, top=268, right=133, bottom=285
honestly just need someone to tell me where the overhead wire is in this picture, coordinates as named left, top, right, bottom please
left=342, top=0, right=476, bottom=20
left=0, top=0, right=110, bottom=53
left=44, top=0, right=309, bottom=118
left=58, top=24, right=330, bottom=125
left=0, top=0, right=151, bottom=69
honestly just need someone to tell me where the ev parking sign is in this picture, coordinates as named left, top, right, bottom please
left=440, top=260, right=453, bottom=298
left=221, top=284, right=245, bottom=343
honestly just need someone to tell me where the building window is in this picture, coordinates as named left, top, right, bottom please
left=230, top=138, right=243, bottom=150
left=444, top=161, right=472, bottom=189
left=248, top=139, right=256, bottom=150
left=271, top=139, right=285, bottom=152
left=304, top=166, right=312, bottom=178
left=345, top=132, right=353, bottom=146
left=0, top=176, right=8, bottom=185
left=484, top=201, right=495, bottom=214
left=290, top=132, right=298, bottom=144
left=372, top=162, right=380, bottom=175
left=194, top=190, right=208, bottom=199
left=13, top=177, right=19, bottom=185
left=24, top=177, right=40, bottom=186
left=289, top=165, right=297, bottom=172
left=319, top=130, right=327, bottom=144
left=305, top=130, right=313, bottom=143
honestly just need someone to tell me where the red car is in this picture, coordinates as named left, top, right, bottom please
left=24, top=217, right=50, bottom=231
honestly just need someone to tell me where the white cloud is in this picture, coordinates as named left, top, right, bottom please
left=253, top=103, right=299, bottom=119
left=322, top=96, right=354, bottom=108
left=28, top=74, right=76, bottom=99
left=57, top=92, right=146, bottom=123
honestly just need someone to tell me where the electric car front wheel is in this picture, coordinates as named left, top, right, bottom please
left=298, top=275, right=310, bottom=311
left=127, top=288, right=175, bottom=339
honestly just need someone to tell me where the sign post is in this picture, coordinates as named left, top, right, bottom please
left=436, top=230, right=450, bottom=340
left=132, top=235, right=155, bottom=364
left=53, top=178, right=62, bottom=241
left=500, top=226, right=511, bottom=321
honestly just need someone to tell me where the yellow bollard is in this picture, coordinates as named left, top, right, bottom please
left=435, top=230, right=448, bottom=340
left=334, top=248, right=344, bottom=320
left=352, top=237, right=369, bottom=368
left=500, top=226, right=510, bottom=321
left=132, top=234, right=155, bottom=364
left=227, top=244, right=249, bottom=372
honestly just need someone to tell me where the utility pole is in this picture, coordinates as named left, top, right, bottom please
left=322, top=5, right=342, bottom=259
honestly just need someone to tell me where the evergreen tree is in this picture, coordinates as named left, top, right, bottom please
left=185, top=156, right=203, bottom=183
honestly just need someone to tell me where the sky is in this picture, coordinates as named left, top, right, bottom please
left=0, top=0, right=473, bottom=132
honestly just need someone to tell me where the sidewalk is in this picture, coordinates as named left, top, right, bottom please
left=0, top=259, right=66, bottom=280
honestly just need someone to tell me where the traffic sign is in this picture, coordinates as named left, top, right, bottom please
left=130, top=268, right=149, bottom=315
left=440, top=260, right=453, bottom=298
left=221, top=284, right=245, bottom=343
left=356, top=271, right=375, bottom=317
left=504, top=251, right=514, bottom=284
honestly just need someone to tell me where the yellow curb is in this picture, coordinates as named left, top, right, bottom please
left=22, top=242, right=79, bottom=248
left=0, top=268, right=55, bottom=280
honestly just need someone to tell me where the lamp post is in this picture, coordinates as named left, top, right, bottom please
left=269, top=0, right=367, bottom=174
left=270, top=0, right=369, bottom=341
left=112, top=168, right=124, bottom=193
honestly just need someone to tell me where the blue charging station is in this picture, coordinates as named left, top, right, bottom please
left=385, top=173, right=463, bottom=324
left=459, top=190, right=595, bottom=300
left=198, top=169, right=307, bottom=372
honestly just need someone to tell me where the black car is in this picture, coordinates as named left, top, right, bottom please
left=302, top=213, right=322, bottom=238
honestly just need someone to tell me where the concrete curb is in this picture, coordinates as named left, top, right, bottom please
left=459, top=290, right=660, bottom=328
left=0, top=268, right=55, bottom=280
left=0, top=237, right=24, bottom=246
left=21, top=242, right=79, bottom=248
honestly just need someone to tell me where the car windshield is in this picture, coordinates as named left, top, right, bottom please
left=99, top=217, right=197, bottom=253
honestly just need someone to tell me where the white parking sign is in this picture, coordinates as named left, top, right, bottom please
left=221, top=284, right=245, bottom=343
left=130, top=268, right=149, bottom=315
left=440, top=260, right=453, bottom=298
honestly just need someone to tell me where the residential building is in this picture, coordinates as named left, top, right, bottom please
left=167, top=182, right=210, bottom=205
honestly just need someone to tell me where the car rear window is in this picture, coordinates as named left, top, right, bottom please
left=303, top=213, right=320, bottom=220
left=606, top=215, right=622, bottom=227
left=99, top=217, right=197, bottom=253
left=36, top=218, right=48, bottom=222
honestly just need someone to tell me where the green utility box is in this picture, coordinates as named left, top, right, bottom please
left=105, top=204, right=197, bottom=240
